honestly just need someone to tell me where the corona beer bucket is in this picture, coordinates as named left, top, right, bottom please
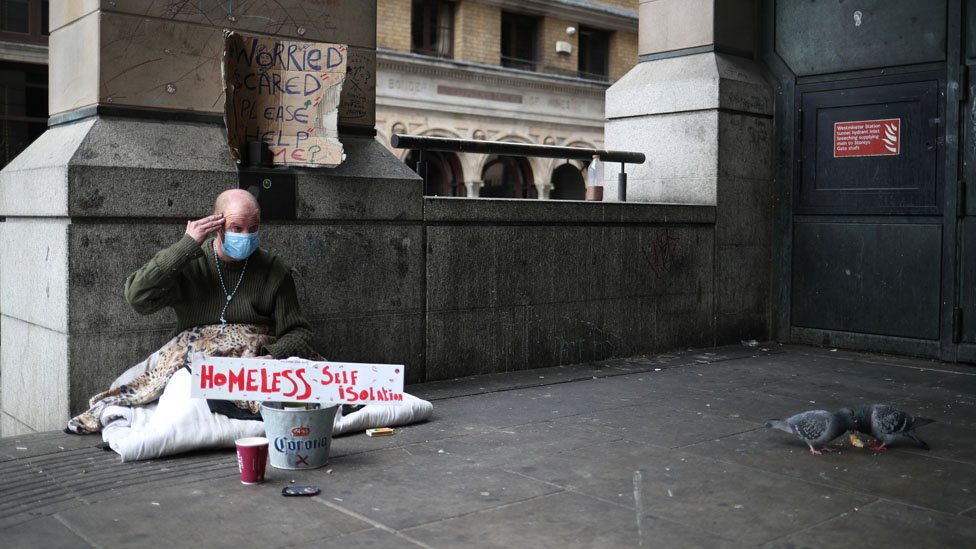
left=260, top=402, right=339, bottom=470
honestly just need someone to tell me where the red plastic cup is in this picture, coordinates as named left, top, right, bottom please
left=235, top=437, right=269, bottom=484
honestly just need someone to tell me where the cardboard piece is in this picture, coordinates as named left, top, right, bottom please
left=190, top=355, right=405, bottom=406
left=223, top=31, right=347, bottom=167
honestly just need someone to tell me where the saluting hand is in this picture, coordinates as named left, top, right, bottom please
left=186, top=214, right=224, bottom=243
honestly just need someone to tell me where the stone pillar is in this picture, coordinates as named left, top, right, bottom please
left=464, top=180, right=484, bottom=198
left=604, top=0, right=772, bottom=344
left=0, top=1, right=422, bottom=435
left=534, top=182, right=553, bottom=200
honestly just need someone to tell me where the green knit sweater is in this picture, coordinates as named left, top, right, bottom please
left=124, top=234, right=314, bottom=358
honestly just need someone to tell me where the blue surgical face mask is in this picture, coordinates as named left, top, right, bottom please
left=222, top=231, right=260, bottom=260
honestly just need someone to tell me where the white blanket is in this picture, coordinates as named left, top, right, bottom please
left=100, top=367, right=433, bottom=462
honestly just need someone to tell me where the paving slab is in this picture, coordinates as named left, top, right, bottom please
left=54, top=476, right=371, bottom=548
left=404, top=490, right=738, bottom=549
left=421, top=420, right=624, bottom=470
left=680, top=428, right=976, bottom=515
left=1, top=516, right=93, bottom=549
left=550, top=402, right=760, bottom=450
left=0, top=431, right=96, bottom=462
left=318, top=445, right=562, bottom=530
left=286, top=524, right=430, bottom=549
left=763, top=500, right=976, bottom=548
left=497, top=438, right=875, bottom=545
left=2, top=344, right=976, bottom=548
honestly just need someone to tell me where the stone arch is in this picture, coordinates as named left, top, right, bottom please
left=550, top=162, right=586, bottom=200
left=480, top=155, right=536, bottom=199
left=405, top=149, right=466, bottom=196
left=420, top=127, right=462, bottom=139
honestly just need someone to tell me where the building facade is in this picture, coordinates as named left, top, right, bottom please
left=375, top=0, right=638, bottom=199
left=0, top=0, right=47, bottom=170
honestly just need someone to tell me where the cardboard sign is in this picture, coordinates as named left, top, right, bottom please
left=834, top=118, right=901, bottom=158
left=223, top=31, right=347, bottom=167
left=189, top=356, right=404, bottom=406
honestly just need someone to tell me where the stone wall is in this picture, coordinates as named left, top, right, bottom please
left=0, top=114, right=719, bottom=435
left=424, top=199, right=715, bottom=378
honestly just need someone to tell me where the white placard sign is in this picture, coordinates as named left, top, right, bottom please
left=189, top=355, right=404, bottom=406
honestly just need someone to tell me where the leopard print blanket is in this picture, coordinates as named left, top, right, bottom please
left=66, top=324, right=276, bottom=435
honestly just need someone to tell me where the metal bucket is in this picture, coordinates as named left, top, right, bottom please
left=260, top=403, right=339, bottom=470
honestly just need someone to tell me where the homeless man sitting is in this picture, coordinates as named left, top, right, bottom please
left=67, top=189, right=314, bottom=434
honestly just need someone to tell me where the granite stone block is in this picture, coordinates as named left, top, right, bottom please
left=424, top=197, right=716, bottom=225
left=67, top=222, right=186, bottom=333
left=426, top=224, right=712, bottom=312
left=716, top=176, right=773, bottom=247
left=715, top=311, right=769, bottom=345
left=0, top=317, right=69, bottom=434
left=97, top=0, right=378, bottom=49
left=266, top=224, right=423, bottom=316
left=66, top=328, right=173, bottom=417
left=715, top=244, right=769, bottom=315
left=718, top=112, right=773, bottom=181
left=309, top=311, right=425, bottom=385
left=294, top=155, right=423, bottom=222
left=0, top=119, right=95, bottom=217
left=0, top=219, right=69, bottom=333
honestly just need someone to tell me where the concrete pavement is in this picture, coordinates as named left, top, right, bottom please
left=2, top=344, right=976, bottom=548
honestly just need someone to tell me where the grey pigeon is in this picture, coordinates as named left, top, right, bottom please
left=843, top=404, right=934, bottom=451
left=765, top=410, right=851, bottom=455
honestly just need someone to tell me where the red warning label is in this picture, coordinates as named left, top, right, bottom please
left=833, top=118, right=901, bottom=158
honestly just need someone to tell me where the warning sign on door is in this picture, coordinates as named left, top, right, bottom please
left=833, top=118, right=901, bottom=158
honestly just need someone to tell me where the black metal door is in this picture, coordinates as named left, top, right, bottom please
left=956, top=2, right=976, bottom=359
left=792, top=72, right=947, bottom=349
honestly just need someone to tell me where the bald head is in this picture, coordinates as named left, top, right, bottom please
left=213, top=189, right=260, bottom=218
left=212, top=190, right=261, bottom=263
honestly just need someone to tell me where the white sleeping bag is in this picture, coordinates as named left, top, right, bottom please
left=100, top=368, right=433, bottom=462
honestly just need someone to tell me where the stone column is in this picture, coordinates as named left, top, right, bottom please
left=604, top=0, right=772, bottom=344
left=464, top=180, right=484, bottom=198
left=0, top=1, right=422, bottom=435
left=534, top=182, right=553, bottom=200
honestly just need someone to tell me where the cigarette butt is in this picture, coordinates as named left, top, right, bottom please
left=366, top=427, right=395, bottom=437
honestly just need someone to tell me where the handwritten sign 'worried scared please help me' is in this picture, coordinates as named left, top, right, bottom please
left=189, top=356, right=404, bottom=406
left=223, top=31, right=347, bottom=168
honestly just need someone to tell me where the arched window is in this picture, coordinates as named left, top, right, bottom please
left=480, top=156, right=536, bottom=199
left=405, top=150, right=465, bottom=197
left=550, top=163, right=585, bottom=200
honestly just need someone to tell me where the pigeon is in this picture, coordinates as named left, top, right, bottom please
left=765, top=410, right=851, bottom=455
left=842, top=404, right=934, bottom=451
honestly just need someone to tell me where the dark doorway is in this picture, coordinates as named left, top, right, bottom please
left=550, top=163, right=585, bottom=200
left=481, top=156, right=536, bottom=198
left=405, top=149, right=465, bottom=197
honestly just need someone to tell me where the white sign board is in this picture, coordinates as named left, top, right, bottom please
left=189, top=355, right=404, bottom=406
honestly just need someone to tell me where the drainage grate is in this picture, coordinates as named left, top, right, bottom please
left=0, top=446, right=236, bottom=527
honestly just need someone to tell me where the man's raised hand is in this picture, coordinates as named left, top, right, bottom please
left=186, top=214, right=224, bottom=243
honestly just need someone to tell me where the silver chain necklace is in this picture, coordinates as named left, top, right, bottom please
left=213, top=245, right=248, bottom=325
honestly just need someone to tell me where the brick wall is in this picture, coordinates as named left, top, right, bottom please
left=539, top=16, right=578, bottom=76
left=378, top=0, right=411, bottom=52
left=377, top=1, right=637, bottom=80
left=453, top=1, right=501, bottom=65
left=609, top=29, right=638, bottom=82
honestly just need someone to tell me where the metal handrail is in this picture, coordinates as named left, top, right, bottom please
left=390, top=134, right=644, bottom=201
